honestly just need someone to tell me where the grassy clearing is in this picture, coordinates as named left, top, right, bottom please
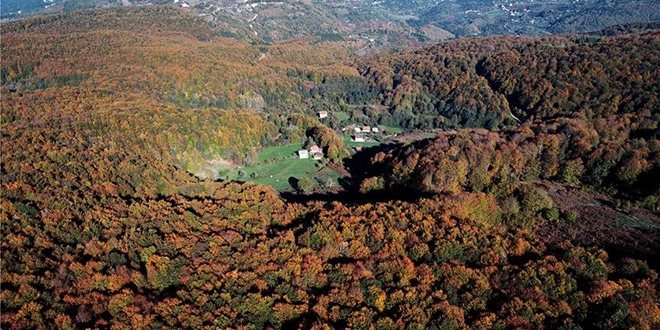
left=219, top=144, right=345, bottom=191
left=380, top=125, right=405, bottom=134
left=334, top=111, right=350, bottom=122
left=258, top=143, right=303, bottom=163
left=343, top=134, right=381, bottom=149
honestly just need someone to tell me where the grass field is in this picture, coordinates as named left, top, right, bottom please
left=219, top=144, right=345, bottom=191
left=344, top=134, right=381, bottom=149
left=258, top=143, right=303, bottom=163
left=334, top=111, right=351, bottom=122
left=380, top=125, right=405, bottom=134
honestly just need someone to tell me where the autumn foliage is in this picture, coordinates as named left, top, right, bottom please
left=1, top=6, right=659, bottom=329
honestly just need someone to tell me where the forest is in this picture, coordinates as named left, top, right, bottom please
left=1, top=6, right=659, bottom=329
left=5, top=0, right=660, bottom=45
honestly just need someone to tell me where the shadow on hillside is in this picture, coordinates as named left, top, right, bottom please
left=606, top=241, right=660, bottom=271
left=279, top=141, right=437, bottom=205
left=279, top=187, right=435, bottom=205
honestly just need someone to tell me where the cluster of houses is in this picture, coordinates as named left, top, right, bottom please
left=344, top=125, right=379, bottom=142
left=316, top=110, right=379, bottom=143
left=298, top=145, right=324, bottom=160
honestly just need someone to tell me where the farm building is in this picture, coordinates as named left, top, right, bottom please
left=309, top=145, right=323, bottom=159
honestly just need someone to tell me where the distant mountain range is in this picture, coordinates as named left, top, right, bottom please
left=3, top=0, right=659, bottom=46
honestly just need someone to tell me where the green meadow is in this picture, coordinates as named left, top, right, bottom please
left=220, top=144, right=345, bottom=191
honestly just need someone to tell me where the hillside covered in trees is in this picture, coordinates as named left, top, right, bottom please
left=1, top=6, right=659, bottom=329
left=4, top=0, right=660, bottom=47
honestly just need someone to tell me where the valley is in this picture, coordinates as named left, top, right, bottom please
left=1, top=5, right=659, bottom=329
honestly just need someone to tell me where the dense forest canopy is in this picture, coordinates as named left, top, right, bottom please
left=1, top=6, right=659, bottom=329
left=1, top=7, right=362, bottom=172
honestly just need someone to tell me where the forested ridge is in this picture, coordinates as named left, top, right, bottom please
left=1, top=6, right=659, bottom=329
left=1, top=7, right=360, bottom=170
left=355, top=31, right=659, bottom=129
left=360, top=116, right=659, bottom=211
